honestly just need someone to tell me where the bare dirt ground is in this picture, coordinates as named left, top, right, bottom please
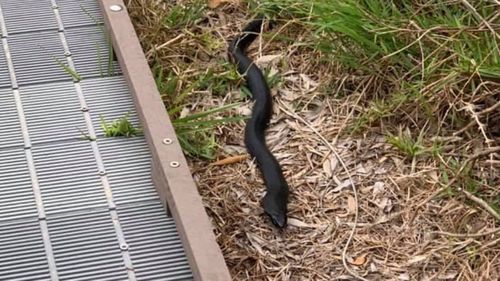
left=127, top=1, right=500, bottom=280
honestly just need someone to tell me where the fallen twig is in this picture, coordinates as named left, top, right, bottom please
left=460, top=189, right=500, bottom=222
left=211, top=154, right=249, bottom=166
left=432, top=227, right=500, bottom=238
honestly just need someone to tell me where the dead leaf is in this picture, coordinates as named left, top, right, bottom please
left=329, top=156, right=338, bottom=174
left=255, top=54, right=282, bottom=67
left=407, top=255, right=427, bottom=265
left=237, top=104, right=252, bottom=116
left=438, top=271, right=458, bottom=280
left=211, top=154, right=249, bottom=166
left=179, top=107, right=190, bottom=118
left=288, top=218, right=313, bottom=228
left=355, top=164, right=368, bottom=174
left=322, top=158, right=332, bottom=177
left=398, top=273, right=410, bottom=280
left=347, top=195, right=356, bottom=214
left=222, top=145, right=246, bottom=155
left=332, top=179, right=353, bottom=192
left=372, top=181, right=385, bottom=196
left=349, top=253, right=368, bottom=266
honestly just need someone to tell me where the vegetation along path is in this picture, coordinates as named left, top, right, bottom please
left=127, top=0, right=499, bottom=280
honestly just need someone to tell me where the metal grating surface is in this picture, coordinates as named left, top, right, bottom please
left=21, top=81, right=88, bottom=144
left=65, top=26, right=121, bottom=79
left=118, top=202, right=193, bottom=281
left=31, top=140, right=108, bottom=215
left=8, top=30, right=71, bottom=86
left=0, top=0, right=194, bottom=280
left=98, top=137, right=159, bottom=205
left=0, top=88, right=23, bottom=149
left=0, top=148, right=38, bottom=222
left=58, top=0, right=104, bottom=28
left=81, top=76, right=140, bottom=137
left=0, top=219, right=51, bottom=281
left=47, top=210, right=128, bottom=281
left=1, top=0, right=57, bottom=34
left=0, top=47, right=10, bottom=88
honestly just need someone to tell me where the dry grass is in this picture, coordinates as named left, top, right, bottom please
left=126, top=0, right=499, bottom=280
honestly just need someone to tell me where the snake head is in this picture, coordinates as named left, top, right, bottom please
left=266, top=210, right=287, bottom=229
left=262, top=193, right=288, bottom=229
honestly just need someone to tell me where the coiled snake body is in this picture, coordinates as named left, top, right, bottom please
left=229, top=18, right=289, bottom=228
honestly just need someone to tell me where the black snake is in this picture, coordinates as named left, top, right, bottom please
left=228, top=18, right=289, bottom=228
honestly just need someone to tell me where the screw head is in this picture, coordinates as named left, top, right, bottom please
left=169, top=161, right=180, bottom=168
left=109, top=4, right=123, bottom=12
left=98, top=170, right=106, bottom=176
left=120, top=243, right=129, bottom=251
left=162, top=138, right=173, bottom=145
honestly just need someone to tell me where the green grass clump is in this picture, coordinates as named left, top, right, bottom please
left=127, top=0, right=248, bottom=159
left=172, top=103, right=246, bottom=159
left=387, top=130, right=424, bottom=159
left=252, top=0, right=499, bottom=135
left=100, top=113, right=141, bottom=137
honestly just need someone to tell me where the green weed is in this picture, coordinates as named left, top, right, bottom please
left=172, top=103, right=246, bottom=159
left=162, top=0, right=205, bottom=29
left=99, top=113, right=141, bottom=137
left=80, top=4, right=115, bottom=77
left=386, top=129, right=424, bottom=159
left=38, top=45, right=81, bottom=81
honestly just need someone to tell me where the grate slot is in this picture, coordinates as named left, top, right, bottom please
left=8, top=30, right=72, bottom=86
left=118, top=202, right=193, bottom=280
left=58, top=0, right=103, bottom=28
left=1, top=0, right=57, bottom=34
left=21, top=81, right=88, bottom=144
left=0, top=148, right=34, bottom=223
left=98, top=137, right=159, bottom=205
left=31, top=140, right=108, bottom=215
left=47, top=209, right=128, bottom=281
left=0, top=46, right=10, bottom=88
left=65, top=26, right=121, bottom=79
left=81, top=76, right=140, bottom=137
left=0, top=219, right=51, bottom=281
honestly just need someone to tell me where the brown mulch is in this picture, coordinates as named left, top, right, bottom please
left=127, top=1, right=500, bottom=280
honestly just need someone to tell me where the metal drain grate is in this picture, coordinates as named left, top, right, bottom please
left=98, top=137, right=159, bottom=204
left=0, top=219, right=52, bottom=281
left=58, top=0, right=104, bottom=29
left=0, top=148, right=37, bottom=222
left=81, top=76, right=140, bottom=137
left=0, top=88, right=22, bottom=149
left=8, top=30, right=70, bottom=86
left=0, top=0, right=193, bottom=280
left=65, top=26, right=122, bottom=78
left=47, top=210, right=128, bottom=281
left=1, top=0, right=57, bottom=34
left=21, top=81, right=87, bottom=144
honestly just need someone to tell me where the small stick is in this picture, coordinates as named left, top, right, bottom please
left=460, top=189, right=500, bottom=221
left=432, top=227, right=500, bottom=238
left=211, top=154, right=249, bottom=166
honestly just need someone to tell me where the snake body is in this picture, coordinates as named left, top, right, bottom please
left=229, top=18, right=289, bottom=228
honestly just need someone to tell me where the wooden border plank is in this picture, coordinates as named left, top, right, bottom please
left=98, top=1, right=231, bottom=280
